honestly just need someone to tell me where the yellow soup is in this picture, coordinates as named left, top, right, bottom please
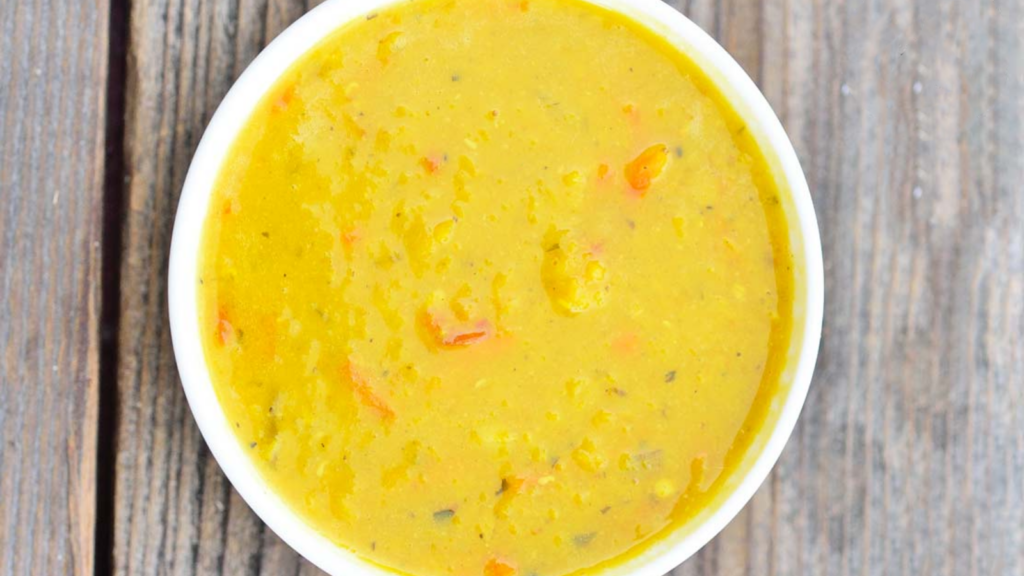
left=199, top=0, right=793, bottom=575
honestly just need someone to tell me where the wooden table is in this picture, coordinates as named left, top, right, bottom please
left=2, top=0, right=1022, bottom=574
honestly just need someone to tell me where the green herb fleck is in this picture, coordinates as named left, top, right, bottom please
left=433, top=509, right=455, bottom=522
left=574, top=532, right=597, bottom=547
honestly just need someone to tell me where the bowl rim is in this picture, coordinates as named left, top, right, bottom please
left=167, top=0, right=824, bottom=574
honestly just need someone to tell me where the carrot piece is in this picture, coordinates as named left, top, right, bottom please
left=343, top=363, right=395, bottom=420
left=216, top=313, right=235, bottom=346
left=611, top=331, right=640, bottom=355
left=421, top=311, right=492, bottom=348
left=624, top=144, right=669, bottom=194
left=222, top=197, right=240, bottom=216
left=485, top=558, right=517, bottom=576
left=420, top=155, right=442, bottom=174
left=446, top=321, right=491, bottom=347
left=597, top=163, right=610, bottom=180
left=341, top=227, right=361, bottom=246
left=273, top=85, right=295, bottom=112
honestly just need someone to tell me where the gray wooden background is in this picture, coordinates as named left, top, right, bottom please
left=1, top=0, right=1021, bottom=574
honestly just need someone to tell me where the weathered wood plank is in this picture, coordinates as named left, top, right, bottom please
left=113, top=0, right=322, bottom=572
left=672, top=0, right=1024, bottom=575
left=114, top=0, right=1024, bottom=575
left=0, top=0, right=109, bottom=574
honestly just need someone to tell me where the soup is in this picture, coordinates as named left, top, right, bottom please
left=198, top=0, right=793, bottom=574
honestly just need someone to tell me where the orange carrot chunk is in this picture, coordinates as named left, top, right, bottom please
left=222, top=197, right=239, bottom=216
left=341, top=227, right=361, bottom=246
left=216, top=312, right=235, bottom=345
left=611, top=331, right=640, bottom=355
left=624, top=144, right=668, bottom=194
left=484, top=558, right=517, bottom=576
left=421, top=312, right=492, bottom=348
left=343, top=363, right=395, bottom=420
left=420, top=155, right=442, bottom=174
left=445, top=321, right=491, bottom=347
left=273, top=85, right=295, bottom=112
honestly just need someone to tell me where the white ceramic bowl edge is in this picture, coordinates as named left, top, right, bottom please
left=168, top=1, right=824, bottom=574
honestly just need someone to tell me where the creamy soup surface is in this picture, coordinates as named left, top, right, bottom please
left=199, top=0, right=794, bottom=574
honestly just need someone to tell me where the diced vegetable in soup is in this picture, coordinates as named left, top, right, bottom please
left=198, top=0, right=794, bottom=575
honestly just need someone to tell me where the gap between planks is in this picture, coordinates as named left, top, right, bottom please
left=95, top=0, right=131, bottom=573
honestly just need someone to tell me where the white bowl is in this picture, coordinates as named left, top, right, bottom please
left=168, top=0, right=824, bottom=574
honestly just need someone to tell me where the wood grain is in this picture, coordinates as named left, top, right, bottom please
left=669, top=1, right=1024, bottom=575
left=110, top=1, right=1024, bottom=576
left=0, top=0, right=109, bottom=574
left=113, top=1, right=326, bottom=573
